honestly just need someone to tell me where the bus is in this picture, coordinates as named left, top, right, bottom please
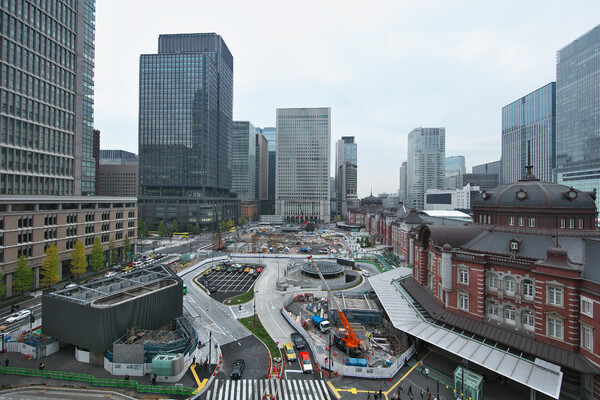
left=173, top=232, right=189, bottom=239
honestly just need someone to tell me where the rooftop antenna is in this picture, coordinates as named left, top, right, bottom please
left=520, top=140, right=539, bottom=181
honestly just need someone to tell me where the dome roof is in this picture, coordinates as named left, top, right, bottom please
left=361, top=194, right=382, bottom=206
left=473, top=179, right=597, bottom=210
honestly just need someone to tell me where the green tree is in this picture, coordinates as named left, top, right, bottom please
left=123, top=236, right=132, bottom=263
left=138, top=217, right=149, bottom=240
left=70, top=240, right=87, bottom=280
left=158, top=220, right=169, bottom=238
left=0, top=273, right=5, bottom=297
left=108, top=239, right=118, bottom=266
left=90, top=237, right=105, bottom=272
left=13, top=255, right=33, bottom=295
left=171, top=219, right=180, bottom=235
left=40, top=243, right=60, bottom=287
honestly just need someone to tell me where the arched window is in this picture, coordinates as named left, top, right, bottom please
left=487, top=273, right=498, bottom=291
left=522, top=280, right=534, bottom=300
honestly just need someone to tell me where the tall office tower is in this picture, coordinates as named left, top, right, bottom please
left=256, top=133, right=269, bottom=201
left=398, top=161, right=407, bottom=204
left=0, top=0, right=96, bottom=195
left=0, top=1, right=137, bottom=294
left=472, top=160, right=501, bottom=175
left=445, top=156, right=465, bottom=178
left=407, top=128, right=446, bottom=210
left=256, top=127, right=276, bottom=210
left=275, top=108, right=331, bottom=223
left=138, top=33, right=238, bottom=226
left=97, top=150, right=139, bottom=197
left=232, top=121, right=256, bottom=200
left=555, top=25, right=600, bottom=209
left=501, top=83, right=556, bottom=184
left=335, top=136, right=358, bottom=215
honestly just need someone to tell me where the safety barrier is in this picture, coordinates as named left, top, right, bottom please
left=0, top=366, right=196, bottom=396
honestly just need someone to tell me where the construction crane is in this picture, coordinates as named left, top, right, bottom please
left=213, top=204, right=224, bottom=252
left=307, top=256, right=364, bottom=358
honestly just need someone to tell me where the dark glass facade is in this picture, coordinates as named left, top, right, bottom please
left=501, top=82, right=555, bottom=184
left=0, top=0, right=94, bottom=195
left=555, top=25, right=600, bottom=210
left=139, top=33, right=233, bottom=198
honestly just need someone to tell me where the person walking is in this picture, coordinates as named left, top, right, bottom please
left=379, top=389, right=383, bottom=398
left=151, top=373, right=157, bottom=385
left=400, top=380, right=404, bottom=392
left=38, top=362, right=45, bottom=370
left=420, top=387, right=424, bottom=398
left=124, top=374, right=129, bottom=380
left=4, top=359, right=8, bottom=367
left=408, top=385, right=413, bottom=395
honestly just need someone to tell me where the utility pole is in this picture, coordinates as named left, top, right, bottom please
left=208, top=331, right=212, bottom=372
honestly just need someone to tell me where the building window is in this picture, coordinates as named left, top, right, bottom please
left=522, top=310, right=535, bottom=330
left=584, top=375, right=593, bottom=393
left=528, top=217, right=535, bottom=227
left=44, top=214, right=57, bottom=225
left=581, top=324, right=593, bottom=351
left=504, top=277, right=516, bottom=296
left=547, top=286, right=563, bottom=307
left=560, top=218, right=565, bottom=228
left=523, top=280, right=534, bottom=300
left=458, top=292, right=469, bottom=311
left=581, top=297, right=593, bottom=317
left=569, top=218, right=574, bottom=229
left=518, top=217, right=524, bottom=227
left=547, top=315, right=563, bottom=340
left=478, top=214, right=482, bottom=223
left=508, top=217, right=514, bottom=226
left=487, top=301, right=499, bottom=317
left=504, top=306, right=516, bottom=325
left=487, top=273, right=498, bottom=291
left=458, top=268, right=469, bottom=285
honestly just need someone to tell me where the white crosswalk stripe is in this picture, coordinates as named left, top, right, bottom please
left=203, top=378, right=333, bottom=400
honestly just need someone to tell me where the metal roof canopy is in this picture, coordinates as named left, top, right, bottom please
left=370, top=268, right=563, bottom=399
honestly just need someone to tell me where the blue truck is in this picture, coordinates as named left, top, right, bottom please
left=344, top=358, right=368, bottom=367
left=311, top=315, right=331, bottom=333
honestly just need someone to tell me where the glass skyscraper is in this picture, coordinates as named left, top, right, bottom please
left=0, top=0, right=96, bottom=195
left=138, top=33, right=238, bottom=226
left=407, top=127, right=446, bottom=210
left=232, top=121, right=256, bottom=200
left=256, top=127, right=276, bottom=209
left=335, top=136, right=358, bottom=215
left=554, top=25, right=600, bottom=209
left=501, top=82, right=556, bottom=184
left=275, top=108, right=331, bottom=223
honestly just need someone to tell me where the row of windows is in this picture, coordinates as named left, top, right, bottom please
left=1, top=86, right=74, bottom=131
left=0, top=172, right=73, bottom=195
left=486, top=274, right=535, bottom=299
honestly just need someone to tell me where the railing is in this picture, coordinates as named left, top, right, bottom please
left=0, top=366, right=196, bottom=396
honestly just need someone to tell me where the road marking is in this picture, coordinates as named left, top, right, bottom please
left=326, top=381, right=341, bottom=399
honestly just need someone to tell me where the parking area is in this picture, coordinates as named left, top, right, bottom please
left=195, top=263, right=265, bottom=302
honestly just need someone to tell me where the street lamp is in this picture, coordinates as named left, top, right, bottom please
left=253, top=290, right=258, bottom=327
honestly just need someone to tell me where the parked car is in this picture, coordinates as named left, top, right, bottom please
left=361, top=269, right=370, bottom=277
left=283, top=343, right=297, bottom=361
left=231, top=359, right=245, bottom=379
left=209, top=286, right=217, bottom=293
left=299, top=352, right=313, bottom=373
left=6, top=309, right=31, bottom=324
left=290, top=332, right=305, bottom=349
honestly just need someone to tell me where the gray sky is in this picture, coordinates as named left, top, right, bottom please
left=94, top=0, right=600, bottom=198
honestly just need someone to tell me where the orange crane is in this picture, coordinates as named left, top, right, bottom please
left=307, top=256, right=364, bottom=357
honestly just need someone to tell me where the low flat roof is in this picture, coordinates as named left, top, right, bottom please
left=370, top=268, right=563, bottom=399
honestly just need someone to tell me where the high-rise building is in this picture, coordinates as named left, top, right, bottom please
left=232, top=121, right=256, bottom=200
left=256, top=133, right=269, bottom=202
left=0, top=0, right=96, bottom=195
left=502, top=83, right=556, bottom=184
left=472, top=160, right=501, bottom=175
left=256, top=127, right=276, bottom=211
left=275, top=108, right=331, bottom=223
left=335, top=137, right=358, bottom=216
left=0, top=1, right=137, bottom=294
left=407, top=128, right=446, bottom=210
left=138, top=33, right=239, bottom=226
left=554, top=25, right=600, bottom=210
left=398, top=161, right=407, bottom=204
left=97, top=150, right=139, bottom=197
left=445, top=156, right=465, bottom=178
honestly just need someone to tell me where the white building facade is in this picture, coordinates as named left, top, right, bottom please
left=275, top=108, right=331, bottom=223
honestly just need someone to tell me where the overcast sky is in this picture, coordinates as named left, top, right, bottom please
left=94, top=0, right=600, bottom=198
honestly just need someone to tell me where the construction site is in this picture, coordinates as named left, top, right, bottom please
left=280, top=256, right=413, bottom=379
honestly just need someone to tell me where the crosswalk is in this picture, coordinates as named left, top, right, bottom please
left=203, top=378, right=333, bottom=400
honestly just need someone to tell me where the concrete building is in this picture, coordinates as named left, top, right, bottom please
left=138, top=33, right=239, bottom=227
left=256, top=127, right=276, bottom=212
left=97, top=150, right=138, bottom=197
left=275, top=108, right=331, bottom=223
left=445, top=155, right=465, bottom=178
left=407, top=128, right=446, bottom=210
left=424, top=184, right=480, bottom=211
left=554, top=25, right=600, bottom=210
left=472, top=160, right=501, bottom=175
left=256, top=133, right=269, bottom=202
left=232, top=121, right=256, bottom=200
left=398, top=161, right=407, bottom=204
left=502, top=83, right=556, bottom=184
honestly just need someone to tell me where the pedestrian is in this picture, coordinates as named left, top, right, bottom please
left=420, top=365, right=424, bottom=376
left=400, top=380, right=404, bottom=392
left=4, top=359, right=8, bottom=367
left=38, top=362, right=44, bottom=370
left=408, top=385, right=413, bottom=395
left=192, top=356, right=196, bottom=366
left=425, top=367, right=430, bottom=379
left=420, top=387, right=424, bottom=398
left=124, top=374, right=129, bottom=380
left=426, top=386, right=429, bottom=394
left=151, top=373, right=157, bottom=385
left=379, top=389, right=383, bottom=398
left=367, top=391, right=371, bottom=400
